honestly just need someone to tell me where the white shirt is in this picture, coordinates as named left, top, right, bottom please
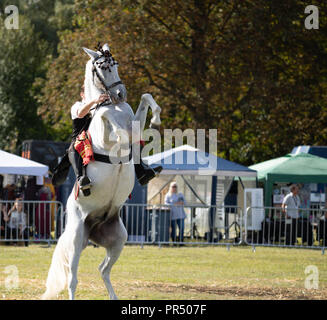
left=71, top=101, right=84, bottom=120
left=8, top=210, right=27, bottom=230
left=282, top=193, right=301, bottom=219
left=165, top=193, right=186, bottom=220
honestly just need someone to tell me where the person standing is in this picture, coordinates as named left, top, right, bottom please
left=4, top=198, right=29, bottom=246
left=282, top=184, right=300, bottom=245
left=35, top=185, right=52, bottom=240
left=165, top=182, right=187, bottom=244
left=298, top=183, right=313, bottom=246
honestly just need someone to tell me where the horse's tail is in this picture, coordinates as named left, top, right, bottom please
left=41, top=232, right=69, bottom=300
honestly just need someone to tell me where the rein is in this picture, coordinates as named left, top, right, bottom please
left=92, top=64, right=123, bottom=93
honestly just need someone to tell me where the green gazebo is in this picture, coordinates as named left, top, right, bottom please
left=249, top=153, right=327, bottom=207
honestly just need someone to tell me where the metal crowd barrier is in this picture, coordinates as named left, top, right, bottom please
left=244, top=206, right=327, bottom=250
left=0, top=201, right=243, bottom=247
left=0, top=200, right=65, bottom=245
left=120, top=204, right=243, bottom=246
left=2, top=200, right=326, bottom=250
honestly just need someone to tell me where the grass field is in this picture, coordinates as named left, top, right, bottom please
left=0, top=243, right=326, bottom=300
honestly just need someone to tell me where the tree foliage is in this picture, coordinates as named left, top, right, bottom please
left=0, top=0, right=75, bottom=152
left=1, top=0, right=75, bottom=55
left=3, top=0, right=327, bottom=165
left=0, top=16, right=49, bottom=151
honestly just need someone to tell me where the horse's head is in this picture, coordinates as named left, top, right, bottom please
left=83, top=43, right=127, bottom=104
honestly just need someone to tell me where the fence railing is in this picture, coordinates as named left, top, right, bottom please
left=0, top=200, right=65, bottom=245
left=120, top=204, right=243, bottom=246
left=1, top=200, right=326, bottom=250
left=244, top=206, right=327, bottom=249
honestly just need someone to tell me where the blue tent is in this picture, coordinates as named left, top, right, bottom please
left=144, top=145, right=257, bottom=178
left=144, top=144, right=256, bottom=207
left=143, top=145, right=257, bottom=241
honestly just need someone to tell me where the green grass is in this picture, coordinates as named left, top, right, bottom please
left=0, top=244, right=326, bottom=300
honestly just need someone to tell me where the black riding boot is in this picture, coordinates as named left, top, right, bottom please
left=68, top=146, right=92, bottom=196
left=133, top=143, right=162, bottom=186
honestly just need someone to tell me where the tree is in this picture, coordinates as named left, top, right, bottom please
left=0, top=0, right=76, bottom=151
left=0, top=16, right=49, bottom=151
left=39, top=0, right=327, bottom=165
left=1, top=0, right=75, bottom=56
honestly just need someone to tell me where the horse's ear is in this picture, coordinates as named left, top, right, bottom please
left=83, top=47, right=99, bottom=61
left=103, top=43, right=110, bottom=52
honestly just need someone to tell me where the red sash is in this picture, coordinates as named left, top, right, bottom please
left=74, top=131, right=94, bottom=165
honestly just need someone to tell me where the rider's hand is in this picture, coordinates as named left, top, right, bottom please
left=95, top=94, right=109, bottom=104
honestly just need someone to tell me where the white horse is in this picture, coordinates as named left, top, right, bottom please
left=42, top=43, right=161, bottom=300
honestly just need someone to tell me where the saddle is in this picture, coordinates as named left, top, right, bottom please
left=52, top=131, right=94, bottom=187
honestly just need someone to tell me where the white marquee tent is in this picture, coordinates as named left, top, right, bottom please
left=0, top=149, right=48, bottom=184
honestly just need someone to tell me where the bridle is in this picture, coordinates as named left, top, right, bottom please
left=89, top=55, right=132, bottom=164
left=91, top=54, right=124, bottom=106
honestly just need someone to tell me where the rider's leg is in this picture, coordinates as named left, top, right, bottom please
left=68, top=145, right=91, bottom=196
left=133, top=140, right=162, bottom=186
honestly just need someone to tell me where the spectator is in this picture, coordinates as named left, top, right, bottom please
left=282, top=184, right=300, bottom=245
left=4, top=198, right=29, bottom=246
left=44, top=176, right=56, bottom=232
left=1, top=183, right=16, bottom=237
left=298, top=183, right=311, bottom=211
left=319, top=201, right=327, bottom=247
left=3, top=183, right=16, bottom=201
left=165, top=182, right=186, bottom=244
left=0, top=175, right=4, bottom=237
left=0, top=204, right=7, bottom=238
left=24, top=176, right=41, bottom=227
left=35, top=185, right=52, bottom=240
left=0, top=174, right=4, bottom=199
left=298, top=183, right=313, bottom=246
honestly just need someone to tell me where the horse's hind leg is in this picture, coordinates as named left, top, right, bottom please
left=96, top=218, right=128, bottom=300
left=99, top=247, right=123, bottom=300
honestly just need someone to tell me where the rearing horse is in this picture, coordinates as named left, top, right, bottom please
left=42, top=44, right=161, bottom=300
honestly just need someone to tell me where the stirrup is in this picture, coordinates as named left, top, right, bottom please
left=78, top=176, right=92, bottom=196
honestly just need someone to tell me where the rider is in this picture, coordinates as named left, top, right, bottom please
left=68, top=85, right=108, bottom=196
left=68, top=85, right=162, bottom=197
